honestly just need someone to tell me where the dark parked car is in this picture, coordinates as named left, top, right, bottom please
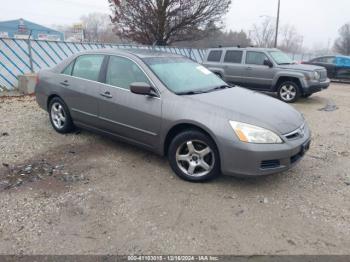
left=35, top=49, right=311, bottom=182
left=302, top=55, right=350, bottom=80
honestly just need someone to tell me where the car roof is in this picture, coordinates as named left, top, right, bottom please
left=207, top=47, right=280, bottom=52
left=73, top=48, right=184, bottom=59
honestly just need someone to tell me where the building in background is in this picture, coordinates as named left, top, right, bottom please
left=0, top=18, right=64, bottom=41
left=64, top=23, right=85, bottom=42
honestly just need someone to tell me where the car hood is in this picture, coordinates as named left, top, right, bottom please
left=184, top=87, right=304, bottom=134
left=277, top=63, right=325, bottom=72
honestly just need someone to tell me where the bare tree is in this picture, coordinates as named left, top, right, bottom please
left=279, top=24, right=303, bottom=53
left=250, top=17, right=275, bottom=48
left=80, top=13, right=120, bottom=43
left=108, top=0, right=232, bottom=46
left=334, top=23, right=350, bottom=55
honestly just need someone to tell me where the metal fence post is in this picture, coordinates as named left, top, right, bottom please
left=27, top=34, right=34, bottom=73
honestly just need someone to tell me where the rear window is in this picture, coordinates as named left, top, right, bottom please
left=207, top=50, right=223, bottom=62
left=224, top=51, right=243, bottom=64
left=72, top=55, right=104, bottom=82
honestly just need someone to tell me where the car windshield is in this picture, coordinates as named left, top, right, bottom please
left=269, top=51, right=294, bottom=65
left=143, top=57, right=228, bottom=94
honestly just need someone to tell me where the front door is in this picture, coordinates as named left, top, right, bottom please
left=98, top=55, right=162, bottom=149
left=244, top=51, right=276, bottom=90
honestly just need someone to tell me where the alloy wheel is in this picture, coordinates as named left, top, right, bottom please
left=50, top=102, right=66, bottom=129
left=175, top=140, right=215, bottom=177
left=280, top=84, right=297, bottom=101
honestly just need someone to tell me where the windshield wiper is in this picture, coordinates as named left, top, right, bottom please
left=279, top=62, right=293, bottom=65
left=204, top=84, right=234, bottom=93
left=176, top=90, right=210, bottom=95
left=176, top=85, right=233, bottom=96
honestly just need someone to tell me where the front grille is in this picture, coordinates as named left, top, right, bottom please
left=261, top=160, right=280, bottom=169
left=284, top=123, right=307, bottom=140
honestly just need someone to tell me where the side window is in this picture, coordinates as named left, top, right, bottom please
left=207, top=50, right=223, bottom=62
left=224, top=51, right=243, bottom=64
left=246, top=51, right=268, bottom=65
left=72, top=55, right=104, bottom=81
left=325, top=57, right=335, bottom=64
left=106, top=56, right=150, bottom=90
left=62, top=61, right=75, bottom=75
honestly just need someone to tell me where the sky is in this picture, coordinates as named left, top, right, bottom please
left=1, top=0, right=349, bottom=49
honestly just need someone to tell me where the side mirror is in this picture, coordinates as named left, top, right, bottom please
left=263, top=59, right=273, bottom=68
left=130, top=82, right=158, bottom=97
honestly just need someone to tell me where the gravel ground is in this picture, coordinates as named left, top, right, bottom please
left=0, top=84, right=349, bottom=255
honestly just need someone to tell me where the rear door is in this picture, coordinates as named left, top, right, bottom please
left=222, top=50, right=246, bottom=85
left=60, top=54, right=106, bottom=126
left=244, top=51, right=276, bottom=90
left=98, top=55, right=162, bottom=149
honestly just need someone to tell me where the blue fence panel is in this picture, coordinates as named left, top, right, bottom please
left=0, top=37, right=206, bottom=90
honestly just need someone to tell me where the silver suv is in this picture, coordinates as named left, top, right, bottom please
left=202, top=48, right=330, bottom=103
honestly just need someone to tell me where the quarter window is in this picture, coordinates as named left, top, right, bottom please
left=224, top=51, right=243, bottom=64
left=72, top=55, right=104, bottom=81
left=207, top=50, right=223, bottom=62
left=246, top=51, right=269, bottom=65
left=106, top=56, right=150, bottom=90
left=62, top=61, right=74, bottom=75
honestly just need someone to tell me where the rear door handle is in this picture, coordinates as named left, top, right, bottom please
left=100, top=91, right=113, bottom=99
left=246, top=67, right=253, bottom=70
left=60, top=80, right=69, bottom=87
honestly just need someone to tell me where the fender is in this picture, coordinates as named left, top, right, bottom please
left=272, top=71, right=307, bottom=91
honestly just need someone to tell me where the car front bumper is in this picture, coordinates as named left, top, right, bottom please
left=303, top=78, right=330, bottom=94
left=219, top=128, right=311, bottom=177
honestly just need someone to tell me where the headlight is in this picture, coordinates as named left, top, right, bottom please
left=314, top=71, right=320, bottom=80
left=229, top=121, right=283, bottom=144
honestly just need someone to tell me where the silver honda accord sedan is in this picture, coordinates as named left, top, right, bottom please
left=35, top=49, right=311, bottom=182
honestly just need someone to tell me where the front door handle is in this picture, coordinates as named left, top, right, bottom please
left=100, top=91, right=113, bottom=99
left=246, top=67, right=253, bottom=70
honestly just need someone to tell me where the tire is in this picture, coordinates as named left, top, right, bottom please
left=277, top=81, right=301, bottom=103
left=302, top=93, right=312, bottom=98
left=48, top=97, right=74, bottom=134
left=168, top=130, right=220, bottom=182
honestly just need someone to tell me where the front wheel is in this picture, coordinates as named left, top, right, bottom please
left=168, top=130, right=220, bottom=182
left=277, top=81, right=301, bottom=103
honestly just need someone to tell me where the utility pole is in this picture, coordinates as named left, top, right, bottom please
left=274, top=0, right=281, bottom=48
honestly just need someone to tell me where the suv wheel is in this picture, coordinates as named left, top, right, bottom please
left=49, top=97, right=74, bottom=134
left=277, top=81, right=301, bottom=103
left=168, top=130, right=220, bottom=182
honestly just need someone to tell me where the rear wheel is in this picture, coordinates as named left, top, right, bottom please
left=168, top=130, right=220, bottom=182
left=49, top=97, right=74, bottom=134
left=277, top=81, right=301, bottom=103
